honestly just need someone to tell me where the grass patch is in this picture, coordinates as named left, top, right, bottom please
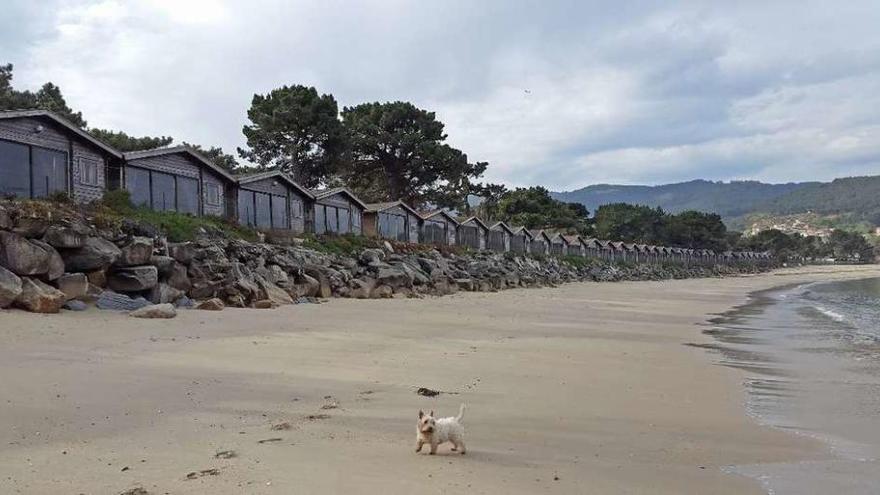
left=301, top=233, right=382, bottom=255
left=98, top=190, right=258, bottom=242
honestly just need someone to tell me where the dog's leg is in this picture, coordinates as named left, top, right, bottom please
left=429, top=441, right=438, bottom=455
left=415, top=438, right=424, bottom=453
left=457, top=439, right=467, bottom=455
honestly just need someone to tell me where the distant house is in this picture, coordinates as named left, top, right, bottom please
left=0, top=110, right=122, bottom=203
left=563, top=235, right=585, bottom=257
left=488, top=221, right=514, bottom=252
left=363, top=200, right=421, bottom=243
left=122, top=146, right=236, bottom=217
left=236, top=170, right=314, bottom=232
left=419, top=210, right=459, bottom=246
left=529, top=230, right=552, bottom=255
left=311, top=187, right=367, bottom=235
left=510, top=226, right=533, bottom=254
left=458, top=216, right=490, bottom=250
left=549, top=232, right=570, bottom=256
left=582, top=238, right=602, bottom=258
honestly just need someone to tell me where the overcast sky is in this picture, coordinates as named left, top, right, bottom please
left=3, top=0, right=879, bottom=190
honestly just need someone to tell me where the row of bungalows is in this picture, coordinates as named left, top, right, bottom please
left=0, top=110, right=771, bottom=265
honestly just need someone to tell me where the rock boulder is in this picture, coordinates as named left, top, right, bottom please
left=15, top=278, right=66, bottom=313
left=130, top=303, right=177, bottom=319
left=61, top=237, right=121, bottom=272
left=108, top=266, right=158, bottom=292
left=0, top=266, right=22, bottom=308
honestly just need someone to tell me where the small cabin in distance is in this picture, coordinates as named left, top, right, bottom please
left=420, top=210, right=459, bottom=246
left=236, top=170, right=314, bottom=233
left=529, top=230, right=551, bottom=255
left=488, top=221, right=514, bottom=252
left=363, top=200, right=421, bottom=243
left=0, top=110, right=122, bottom=203
left=510, top=226, right=533, bottom=254
left=122, top=146, right=237, bottom=218
left=312, top=187, right=367, bottom=235
left=458, top=216, right=490, bottom=250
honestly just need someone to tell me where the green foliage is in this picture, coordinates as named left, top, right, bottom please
left=340, top=101, right=488, bottom=208
left=494, top=186, right=590, bottom=233
left=300, top=234, right=380, bottom=255
left=99, top=190, right=257, bottom=242
left=764, top=176, right=880, bottom=224
left=592, top=203, right=729, bottom=250
left=239, top=85, right=345, bottom=188
left=735, top=228, right=874, bottom=263
left=0, top=64, right=87, bottom=127
left=89, top=128, right=173, bottom=152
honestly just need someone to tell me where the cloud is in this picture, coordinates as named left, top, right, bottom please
left=5, top=0, right=880, bottom=189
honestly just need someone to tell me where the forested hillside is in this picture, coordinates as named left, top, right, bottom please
left=552, top=180, right=811, bottom=218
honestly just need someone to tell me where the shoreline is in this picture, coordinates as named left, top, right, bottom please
left=1, top=265, right=878, bottom=494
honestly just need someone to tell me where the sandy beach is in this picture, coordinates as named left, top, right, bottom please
left=1, top=265, right=878, bottom=494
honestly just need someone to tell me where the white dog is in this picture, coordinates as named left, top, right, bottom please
left=416, top=404, right=466, bottom=455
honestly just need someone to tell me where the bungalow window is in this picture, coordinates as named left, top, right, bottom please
left=290, top=198, right=303, bottom=219
left=351, top=210, right=361, bottom=234
left=0, top=140, right=31, bottom=198
left=78, top=157, right=100, bottom=186
left=205, top=183, right=221, bottom=206
left=338, top=208, right=350, bottom=233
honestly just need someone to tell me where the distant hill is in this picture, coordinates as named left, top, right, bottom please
left=552, top=180, right=813, bottom=218
left=552, top=176, right=880, bottom=230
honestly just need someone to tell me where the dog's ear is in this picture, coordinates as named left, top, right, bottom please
left=419, top=410, right=424, bottom=419
left=429, top=410, right=434, bottom=417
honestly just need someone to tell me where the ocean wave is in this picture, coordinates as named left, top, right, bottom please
left=814, top=306, right=848, bottom=323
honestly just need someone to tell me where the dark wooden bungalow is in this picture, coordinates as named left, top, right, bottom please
left=236, top=170, right=314, bottom=232
left=529, top=230, right=552, bottom=255
left=311, top=187, right=367, bottom=235
left=0, top=110, right=122, bottom=202
left=419, top=210, right=459, bottom=246
left=510, top=226, right=533, bottom=254
left=122, top=146, right=236, bottom=217
left=458, top=216, right=490, bottom=250
left=549, top=232, right=570, bottom=256
left=563, top=235, right=585, bottom=257
left=488, top=221, right=514, bottom=252
left=582, top=238, right=602, bottom=258
left=597, top=240, right=615, bottom=261
left=363, top=200, right=421, bottom=243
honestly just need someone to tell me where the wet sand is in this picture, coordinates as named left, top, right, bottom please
left=1, top=265, right=878, bottom=494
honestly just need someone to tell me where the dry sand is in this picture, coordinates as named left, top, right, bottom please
left=1, top=265, right=879, bottom=494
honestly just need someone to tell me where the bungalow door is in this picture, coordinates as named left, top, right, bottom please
left=31, top=147, right=68, bottom=198
left=0, top=140, right=31, bottom=197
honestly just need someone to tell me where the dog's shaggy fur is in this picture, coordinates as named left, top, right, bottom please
left=415, top=404, right=466, bottom=455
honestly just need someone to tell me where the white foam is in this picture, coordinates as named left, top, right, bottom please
left=815, top=306, right=847, bottom=323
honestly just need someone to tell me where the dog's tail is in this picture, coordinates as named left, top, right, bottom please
left=456, top=403, right=466, bottom=422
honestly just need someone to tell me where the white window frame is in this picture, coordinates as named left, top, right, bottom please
left=205, top=183, right=221, bottom=206
left=78, top=157, right=100, bottom=186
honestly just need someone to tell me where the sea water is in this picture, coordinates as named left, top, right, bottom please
left=705, top=277, right=880, bottom=494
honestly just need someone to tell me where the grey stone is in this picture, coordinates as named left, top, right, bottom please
left=108, top=266, right=158, bottom=292
left=63, top=300, right=88, bottom=311
left=349, top=278, right=374, bottom=299
left=371, top=284, right=393, bottom=299
left=376, top=266, right=412, bottom=288
left=12, top=216, right=49, bottom=238
left=14, top=278, right=66, bottom=313
left=168, top=242, right=197, bottom=265
left=96, top=291, right=153, bottom=311
left=0, top=231, right=51, bottom=276
left=149, top=283, right=183, bottom=304
left=175, top=295, right=195, bottom=308
left=61, top=237, right=121, bottom=272
left=115, top=237, right=153, bottom=267
left=195, top=298, right=225, bottom=311
left=129, top=303, right=177, bottom=319
left=257, top=277, right=294, bottom=305
left=56, top=273, right=89, bottom=301
left=150, top=255, right=176, bottom=277
left=0, top=266, right=22, bottom=308
left=0, top=206, right=10, bottom=230
left=166, top=262, right=191, bottom=291
left=43, top=224, right=86, bottom=248
left=31, top=239, right=64, bottom=281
